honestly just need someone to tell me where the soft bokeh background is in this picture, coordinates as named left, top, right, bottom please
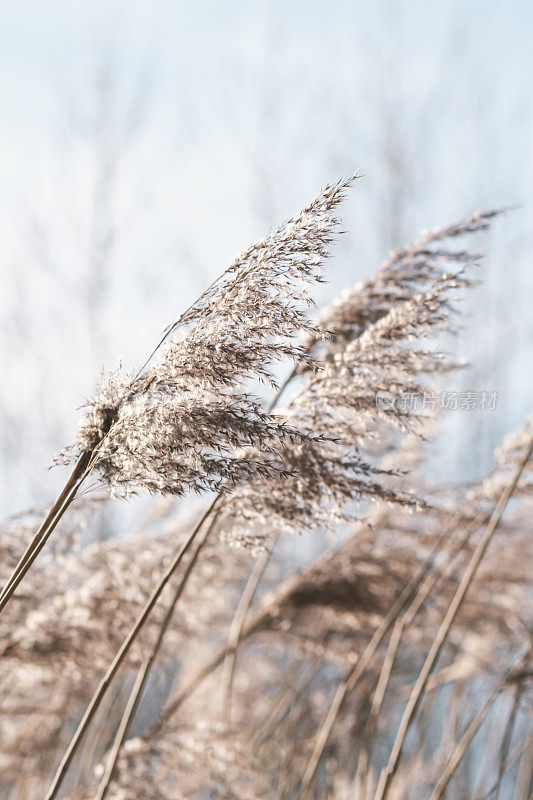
left=1, top=0, right=532, bottom=516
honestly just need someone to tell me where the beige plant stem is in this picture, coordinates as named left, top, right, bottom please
left=372, top=436, right=533, bottom=800
left=490, top=682, right=525, bottom=800
left=44, top=496, right=220, bottom=800
left=512, top=737, right=533, bottom=800
left=148, top=562, right=309, bottom=738
left=0, top=449, right=93, bottom=616
left=298, top=512, right=472, bottom=799
left=401, top=510, right=489, bottom=629
left=94, top=508, right=220, bottom=800
left=221, top=540, right=276, bottom=725
left=252, top=660, right=321, bottom=750
left=476, top=735, right=533, bottom=800
left=352, top=618, right=405, bottom=800
left=151, top=511, right=466, bottom=743
left=471, top=679, right=523, bottom=800
left=94, top=658, right=149, bottom=800
left=428, top=689, right=503, bottom=800
left=426, top=653, right=528, bottom=800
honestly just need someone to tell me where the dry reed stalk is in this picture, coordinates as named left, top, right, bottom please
left=297, top=511, right=471, bottom=798
left=93, top=658, right=149, bottom=800
left=43, top=497, right=219, bottom=800
left=476, top=734, right=533, bottom=800
left=0, top=451, right=92, bottom=615
left=513, top=740, right=533, bottom=800
left=485, top=682, right=526, bottom=800
left=372, top=435, right=533, bottom=800
left=426, top=664, right=522, bottom=800
left=251, top=659, right=321, bottom=750
left=352, top=618, right=405, bottom=799
left=470, top=680, right=523, bottom=800
left=153, top=509, right=465, bottom=746
left=93, top=507, right=221, bottom=800
left=401, top=510, right=490, bottom=627
left=221, top=543, right=274, bottom=725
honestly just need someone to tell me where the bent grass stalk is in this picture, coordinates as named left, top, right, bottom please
left=475, top=734, right=533, bottom=800
left=150, top=510, right=470, bottom=743
left=372, top=435, right=533, bottom=800
left=427, top=684, right=506, bottom=800
left=93, top=507, right=221, bottom=800
left=352, top=618, right=405, bottom=799
left=221, top=539, right=275, bottom=725
left=297, top=510, right=476, bottom=798
left=0, top=450, right=93, bottom=614
left=43, top=497, right=220, bottom=800
left=426, top=651, right=529, bottom=800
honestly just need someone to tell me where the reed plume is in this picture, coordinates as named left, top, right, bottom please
left=0, top=177, right=356, bottom=616
left=219, top=214, right=495, bottom=545
left=63, top=177, right=357, bottom=497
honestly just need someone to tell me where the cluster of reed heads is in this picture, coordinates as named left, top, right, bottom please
left=0, top=176, right=531, bottom=800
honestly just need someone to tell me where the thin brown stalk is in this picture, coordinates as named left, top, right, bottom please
left=298, top=512, right=470, bottom=799
left=409, top=655, right=455, bottom=788
left=472, top=679, right=524, bottom=800
left=442, top=671, right=467, bottom=752
left=512, top=736, right=533, bottom=800
left=149, top=559, right=325, bottom=737
left=372, top=436, right=533, bottom=800
left=492, top=682, right=525, bottom=800
left=77, top=676, right=123, bottom=790
left=273, top=365, right=297, bottom=406
left=221, top=541, right=275, bottom=725
left=402, top=512, right=489, bottom=627
left=426, top=672, right=516, bottom=800
left=93, top=508, right=220, bottom=800
left=44, top=496, right=220, bottom=800
left=0, top=450, right=92, bottom=615
left=252, top=660, right=320, bottom=750
left=352, top=618, right=405, bottom=800
left=94, top=658, right=149, bottom=800
left=476, top=734, right=533, bottom=800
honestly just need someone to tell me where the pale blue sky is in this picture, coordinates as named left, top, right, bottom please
left=1, top=0, right=532, bottom=513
